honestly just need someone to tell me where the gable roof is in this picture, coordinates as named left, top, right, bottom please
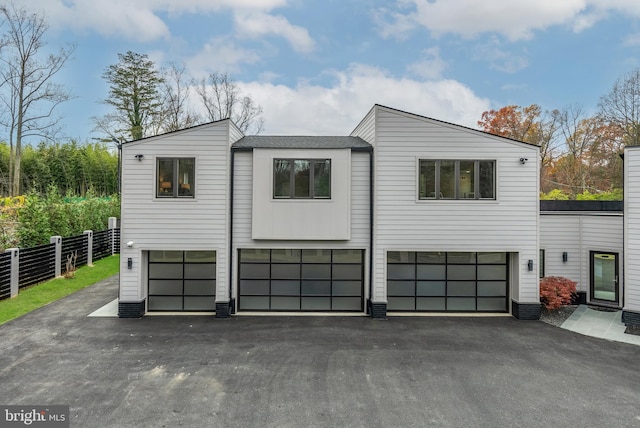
left=357, top=104, right=540, bottom=148
left=232, top=135, right=372, bottom=151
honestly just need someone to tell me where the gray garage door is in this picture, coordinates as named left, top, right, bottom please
left=147, top=250, right=216, bottom=311
left=387, top=251, right=509, bottom=312
left=238, top=249, right=364, bottom=311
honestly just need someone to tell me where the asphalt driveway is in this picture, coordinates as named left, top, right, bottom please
left=1, top=277, right=639, bottom=428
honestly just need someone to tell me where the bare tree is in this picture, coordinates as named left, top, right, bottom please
left=0, top=4, right=74, bottom=196
left=599, top=68, right=640, bottom=146
left=151, top=62, right=201, bottom=134
left=194, top=72, right=264, bottom=134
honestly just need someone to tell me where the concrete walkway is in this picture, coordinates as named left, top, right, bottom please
left=561, top=305, right=640, bottom=346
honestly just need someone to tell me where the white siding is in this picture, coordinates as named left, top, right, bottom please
left=625, top=147, right=640, bottom=312
left=351, top=106, right=376, bottom=145
left=251, top=149, right=352, bottom=240
left=232, top=150, right=371, bottom=301
left=371, top=106, right=540, bottom=305
left=541, top=213, right=623, bottom=304
left=229, top=121, right=244, bottom=145
left=120, top=121, right=231, bottom=303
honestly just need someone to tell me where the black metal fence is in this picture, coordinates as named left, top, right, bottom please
left=1, top=225, right=121, bottom=301
left=19, top=243, right=56, bottom=289
left=0, top=251, right=11, bottom=300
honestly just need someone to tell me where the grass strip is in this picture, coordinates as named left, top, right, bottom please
left=0, top=254, right=120, bottom=325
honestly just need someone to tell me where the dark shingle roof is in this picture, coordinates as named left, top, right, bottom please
left=232, top=136, right=372, bottom=151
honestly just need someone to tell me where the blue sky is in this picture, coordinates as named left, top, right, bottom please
left=16, top=0, right=640, bottom=141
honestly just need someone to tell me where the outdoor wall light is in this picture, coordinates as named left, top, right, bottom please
left=519, top=157, right=528, bottom=165
left=126, top=241, right=134, bottom=248
left=135, top=154, right=144, bottom=161
left=527, top=259, right=533, bottom=271
left=562, top=252, right=568, bottom=263
left=127, top=258, right=132, bottom=270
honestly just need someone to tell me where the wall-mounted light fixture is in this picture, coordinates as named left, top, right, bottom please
left=527, top=259, right=534, bottom=271
left=134, top=154, right=144, bottom=161
left=127, top=258, right=133, bottom=269
left=519, top=157, right=528, bottom=165
left=562, top=252, right=568, bottom=263
left=126, top=241, right=134, bottom=248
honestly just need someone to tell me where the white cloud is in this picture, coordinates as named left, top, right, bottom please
left=376, top=0, right=640, bottom=41
left=234, top=11, right=315, bottom=53
left=237, top=64, right=490, bottom=135
left=474, top=39, right=529, bottom=73
left=18, top=0, right=308, bottom=48
left=407, top=47, right=448, bottom=79
left=185, top=37, right=261, bottom=76
left=624, top=33, right=640, bottom=47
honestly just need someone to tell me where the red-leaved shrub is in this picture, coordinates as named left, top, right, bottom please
left=540, top=276, right=577, bottom=310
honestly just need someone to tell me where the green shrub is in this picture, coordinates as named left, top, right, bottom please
left=540, top=276, right=577, bottom=310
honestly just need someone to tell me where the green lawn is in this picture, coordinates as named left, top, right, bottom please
left=0, top=254, right=120, bottom=325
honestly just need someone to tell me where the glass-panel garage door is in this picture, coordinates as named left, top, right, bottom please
left=238, top=249, right=364, bottom=311
left=148, top=250, right=216, bottom=311
left=387, top=251, right=508, bottom=312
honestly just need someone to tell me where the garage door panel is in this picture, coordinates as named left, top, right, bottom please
left=148, top=296, right=182, bottom=311
left=478, top=265, right=506, bottom=280
left=333, top=281, right=363, bottom=296
left=447, top=297, right=476, bottom=311
left=149, top=263, right=183, bottom=278
left=238, top=249, right=364, bottom=312
left=149, top=279, right=183, bottom=295
left=301, top=280, right=331, bottom=295
left=240, top=296, right=270, bottom=310
left=416, top=297, right=446, bottom=311
left=271, top=296, right=301, bottom=310
left=184, top=280, right=215, bottom=295
left=184, top=263, right=215, bottom=279
left=271, top=280, right=300, bottom=295
left=301, top=297, right=331, bottom=310
left=184, top=296, right=215, bottom=311
left=416, top=281, right=446, bottom=296
left=148, top=250, right=216, bottom=312
left=333, top=264, right=362, bottom=280
left=417, top=265, right=446, bottom=280
left=477, top=281, right=507, bottom=296
left=387, top=251, right=509, bottom=312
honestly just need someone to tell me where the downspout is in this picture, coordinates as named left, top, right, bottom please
left=229, top=148, right=235, bottom=314
left=369, top=148, right=374, bottom=315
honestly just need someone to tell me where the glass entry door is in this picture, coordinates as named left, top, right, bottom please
left=590, top=251, right=619, bottom=305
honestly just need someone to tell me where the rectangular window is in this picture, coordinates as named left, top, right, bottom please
left=419, top=160, right=495, bottom=200
left=157, top=158, right=195, bottom=198
left=274, top=159, right=331, bottom=199
left=539, top=249, right=545, bottom=278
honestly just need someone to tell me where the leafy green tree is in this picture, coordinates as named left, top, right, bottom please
left=94, top=51, right=163, bottom=140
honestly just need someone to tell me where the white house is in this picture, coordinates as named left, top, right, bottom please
left=540, top=201, right=623, bottom=307
left=623, top=147, right=640, bottom=327
left=118, top=104, right=541, bottom=319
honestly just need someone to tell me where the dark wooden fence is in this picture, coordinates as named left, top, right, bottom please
left=19, top=243, right=57, bottom=289
left=0, top=251, right=11, bottom=300
left=1, top=223, right=120, bottom=301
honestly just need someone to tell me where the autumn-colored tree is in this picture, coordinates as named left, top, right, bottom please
left=478, top=104, right=561, bottom=191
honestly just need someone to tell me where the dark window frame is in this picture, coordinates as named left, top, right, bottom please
left=156, top=157, right=195, bottom=199
left=419, top=159, right=496, bottom=200
left=273, top=158, right=331, bottom=199
left=539, top=249, right=545, bottom=278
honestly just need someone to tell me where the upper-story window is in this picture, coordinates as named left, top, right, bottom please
left=274, top=159, right=331, bottom=199
left=419, top=160, right=495, bottom=200
left=157, top=158, right=195, bottom=198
